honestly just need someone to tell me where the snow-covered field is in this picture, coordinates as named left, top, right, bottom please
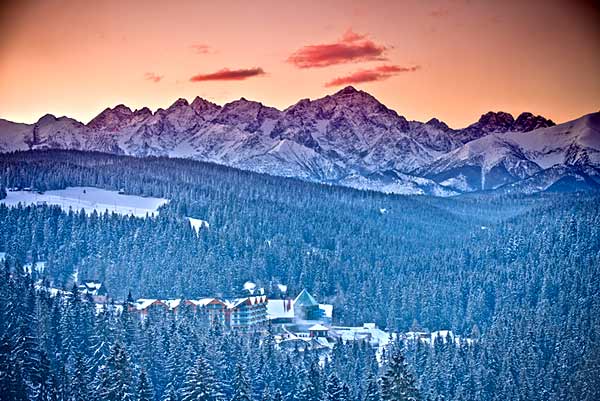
left=1, top=187, right=169, bottom=217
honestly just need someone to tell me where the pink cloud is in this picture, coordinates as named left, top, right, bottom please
left=287, top=29, right=388, bottom=68
left=429, top=9, right=450, bottom=17
left=144, top=72, right=163, bottom=83
left=324, top=65, right=420, bottom=87
left=190, top=43, right=214, bottom=54
left=190, top=67, right=266, bottom=82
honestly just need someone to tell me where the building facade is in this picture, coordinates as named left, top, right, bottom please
left=228, top=295, right=268, bottom=332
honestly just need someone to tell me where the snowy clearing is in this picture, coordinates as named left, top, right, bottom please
left=1, top=186, right=169, bottom=217
left=187, top=217, right=210, bottom=233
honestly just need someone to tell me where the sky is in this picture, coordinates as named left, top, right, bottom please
left=0, top=0, right=598, bottom=128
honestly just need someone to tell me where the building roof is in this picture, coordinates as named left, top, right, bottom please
left=332, top=324, right=391, bottom=346
left=134, top=299, right=166, bottom=310
left=188, top=298, right=223, bottom=307
left=78, top=280, right=107, bottom=296
left=318, top=304, right=333, bottom=319
left=266, top=299, right=294, bottom=320
left=229, top=295, right=267, bottom=309
left=294, top=289, right=318, bottom=307
left=164, top=299, right=181, bottom=310
left=308, top=324, right=329, bottom=331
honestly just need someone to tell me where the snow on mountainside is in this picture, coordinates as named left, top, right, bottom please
left=496, top=165, right=600, bottom=195
left=0, top=87, right=595, bottom=196
left=418, top=112, right=600, bottom=192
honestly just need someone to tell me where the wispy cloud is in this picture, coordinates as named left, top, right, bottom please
left=144, top=72, right=163, bottom=83
left=324, top=65, right=420, bottom=87
left=190, top=67, right=266, bottom=82
left=190, top=43, right=215, bottom=54
left=287, top=29, right=388, bottom=68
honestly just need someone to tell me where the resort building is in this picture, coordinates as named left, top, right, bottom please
left=228, top=295, right=268, bottom=332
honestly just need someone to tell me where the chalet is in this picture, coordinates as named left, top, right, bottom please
left=188, top=298, right=228, bottom=326
left=78, top=280, right=108, bottom=303
left=131, top=299, right=169, bottom=316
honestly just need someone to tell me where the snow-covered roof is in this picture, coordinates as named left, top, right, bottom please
left=229, top=295, right=267, bottom=309
left=84, top=281, right=102, bottom=290
left=187, top=298, right=223, bottom=307
left=134, top=299, right=166, bottom=310
left=312, top=337, right=334, bottom=348
left=308, top=324, right=329, bottom=331
left=332, top=324, right=391, bottom=347
left=318, top=304, right=333, bottom=318
left=266, top=299, right=294, bottom=320
left=164, top=299, right=181, bottom=310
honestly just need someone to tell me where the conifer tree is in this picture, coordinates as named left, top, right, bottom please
left=180, top=356, right=223, bottom=401
left=272, top=388, right=283, bottom=401
left=231, top=363, right=251, bottom=401
left=380, top=349, right=421, bottom=401
left=363, top=373, right=380, bottom=401
left=325, top=373, right=344, bottom=401
left=0, top=334, right=28, bottom=401
left=137, top=369, right=154, bottom=401
left=162, top=382, right=180, bottom=401
left=295, top=361, right=322, bottom=401
left=98, top=342, right=135, bottom=401
left=70, top=351, right=91, bottom=401
left=34, top=350, right=56, bottom=401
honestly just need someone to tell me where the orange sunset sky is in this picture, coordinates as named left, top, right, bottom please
left=0, top=0, right=598, bottom=128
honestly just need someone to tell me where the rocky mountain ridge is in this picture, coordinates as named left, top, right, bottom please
left=1, top=86, right=597, bottom=196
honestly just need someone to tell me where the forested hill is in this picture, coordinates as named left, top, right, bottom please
left=0, top=150, right=597, bottom=328
left=0, top=150, right=599, bottom=400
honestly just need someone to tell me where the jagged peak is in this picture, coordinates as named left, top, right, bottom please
left=514, top=112, right=555, bottom=132
left=283, top=98, right=312, bottom=114
left=425, top=118, right=451, bottom=131
left=191, top=96, right=217, bottom=106
left=37, top=114, right=58, bottom=124
left=168, top=98, right=190, bottom=110
left=328, top=86, right=385, bottom=106
left=334, top=86, right=359, bottom=96
left=191, top=96, right=221, bottom=113
left=112, top=104, right=133, bottom=114
left=88, top=104, right=134, bottom=129
left=223, top=97, right=268, bottom=110
left=134, top=107, right=152, bottom=116
left=477, top=111, right=515, bottom=124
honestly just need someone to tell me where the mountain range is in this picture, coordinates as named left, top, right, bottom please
left=1, top=86, right=598, bottom=196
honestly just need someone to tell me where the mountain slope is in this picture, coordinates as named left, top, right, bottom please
left=418, top=112, right=600, bottom=192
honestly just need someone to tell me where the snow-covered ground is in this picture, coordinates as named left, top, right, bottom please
left=1, top=187, right=169, bottom=217
left=187, top=217, right=210, bottom=233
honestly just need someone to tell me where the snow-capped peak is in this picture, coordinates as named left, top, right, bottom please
left=1, top=87, right=594, bottom=197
